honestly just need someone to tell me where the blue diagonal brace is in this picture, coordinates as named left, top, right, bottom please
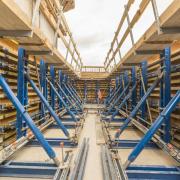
left=47, top=78, right=77, bottom=122
left=107, top=83, right=130, bottom=115
left=56, top=82, right=79, bottom=114
left=25, top=73, right=69, bottom=138
left=115, top=74, right=163, bottom=139
left=111, top=84, right=136, bottom=120
left=125, top=90, right=180, bottom=168
left=0, top=75, right=59, bottom=166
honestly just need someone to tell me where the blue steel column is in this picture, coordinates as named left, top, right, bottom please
left=0, top=75, right=59, bottom=165
left=50, top=66, right=55, bottom=110
left=162, top=47, right=171, bottom=143
left=140, top=61, right=147, bottom=120
left=40, top=60, right=47, bottom=118
left=115, top=76, right=119, bottom=90
left=16, top=48, right=28, bottom=139
left=131, top=66, right=136, bottom=109
left=58, top=70, right=63, bottom=109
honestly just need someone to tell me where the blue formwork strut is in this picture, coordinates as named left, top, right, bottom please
left=63, top=83, right=82, bottom=111
left=140, top=61, right=148, bottom=120
left=125, top=90, right=180, bottom=168
left=47, top=78, right=77, bottom=122
left=16, top=48, right=28, bottom=139
left=131, top=66, right=137, bottom=109
left=25, top=73, right=69, bottom=137
left=68, top=82, right=82, bottom=103
left=161, top=47, right=171, bottom=143
left=107, top=84, right=122, bottom=106
left=115, top=74, right=163, bottom=139
left=107, top=83, right=130, bottom=115
left=39, top=60, right=46, bottom=119
left=40, top=60, right=48, bottom=100
left=58, top=70, right=63, bottom=108
left=111, top=83, right=136, bottom=121
left=66, top=83, right=81, bottom=105
left=56, top=82, right=79, bottom=114
left=50, top=66, right=56, bottom=110
left=0, top=75, right=59, bottom=165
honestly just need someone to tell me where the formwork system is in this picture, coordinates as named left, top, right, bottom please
left=0, top=0, right=179, bottom=180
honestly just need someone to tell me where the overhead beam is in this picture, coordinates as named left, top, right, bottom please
left=136, top=50, right=164, bottom=55
left=0, top=30, right=32, bottom=37
left=26, top=50, right=53, bottom=55
left=161, top=27, right=180, bottom=34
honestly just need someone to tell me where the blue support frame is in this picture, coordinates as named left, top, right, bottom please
left=0, top=75, right=58, bottom=165
left=125, top=90, right=180, bottom=168
left=25, top=73, right=69, bottom=137
left=50, top=66, right=56, bottom=110
left=160, top=47, right=171, bottom=143
left=16, top=48, right=28, bottom=139
left=58, top=70, right=63, bottom=109
left=131, top=66, right=136, bottom=109
left=40, top=60, right=47, bottom=118
left=140, top=61, right=148, bottom=120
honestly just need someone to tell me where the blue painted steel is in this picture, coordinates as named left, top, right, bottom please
left=115, top=75, right=162, bottom=139
left=29, top=138, right=78, bottom=147
left=112, top=140, right=157, bottom=149
left=66, top=83, right=81, bottom=105
left=40, top=60, right=46, bottom=118
left=107, top=83, right=130, bottom=115
left=163, top=47, right=171, bottom=143
left=16, top=48, right=28, bottom=138
left=127, top=165, right=180, bottom=179
left=140, top=61, right=148, bottom=120
left=115, top=76, right=119, bottom=89
left=131, top=67, right=136, bottom=109
left=111, top=83, right=136, bottom=120
left=25, top=73, right=69, bottom=137
left=63, top=83, right=82, bottom=111
left=0, top=75, right=56, bottom=160
left=68, top=83, right=82, bottom=103
left=40, top=60, right=48, bottom=99
left=50, top=66, right=55, bottom=110
left=126, top=90, right=180, bottom=167
left=107, top=83, right=122, bottom=106
left=47, top=78, right=77, bottom=122
left=56, top=82, right=79, bottom=114
left=58, top=70, right=63, bottom=108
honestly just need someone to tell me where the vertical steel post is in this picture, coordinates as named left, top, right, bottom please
left=50, top=66, right=55, bottom=110
left=160, top=47, right=171, bottom=143
left=58, top=70, right=63, bottom=109
left=40, top=60, right=47, bottom=118
left=16, top=48, right=28, bottom=139
left=140, top=61, right=147, bottom=120
left=131, top=66, right=136, bottom=109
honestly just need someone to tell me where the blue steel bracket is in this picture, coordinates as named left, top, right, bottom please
left=115, top=73, right=163, bottom=139
left=46, top=77, right=78, bottom=122
left=24, top=72, right=70, bottom=138
left=124, top=90, right=180, bottom=168
left=0, top=75, right=60, bottom=166
left=16, top=48, right=28, bottom=138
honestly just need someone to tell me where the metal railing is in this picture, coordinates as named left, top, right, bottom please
left=104, top=0, right=163, bottom=73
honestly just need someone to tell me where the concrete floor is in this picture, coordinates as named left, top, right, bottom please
left=72, top=108, right=103, bottom=180
left=0, top=105, right=179, bottom=179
